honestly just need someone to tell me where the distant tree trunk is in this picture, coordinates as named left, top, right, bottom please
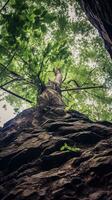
left=37, top=69, right=65, bottom=124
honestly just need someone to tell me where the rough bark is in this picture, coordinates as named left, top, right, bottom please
left=78, top=0, right=112, bottom=58
left=37, top=69, right=65, bottom=124
left=0, top=107, right=112, bottom=200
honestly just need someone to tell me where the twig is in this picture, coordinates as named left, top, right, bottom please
left=0, top=0, right=10, bottom=12
left=62, top=70, right=68, bottom=83
left=6, top=49, right=17, bottom=67
left=0, top=45, right=34, bottom=84
left=61, top=85, right=105, bottom=92
left=81, top=67, right=97, bottom=86
left=0, top=78, right=19, bottom=87
left=0, top=62, right=35, bottom=86
left=0, top=44, right=30, bottom=68
left=0, top=62, right=22, bottom=78
left=0, top=86, right=32, bottom=103
left=0, top=50, right=17, bottom=75
left=67, top=79, right=80, bottom=87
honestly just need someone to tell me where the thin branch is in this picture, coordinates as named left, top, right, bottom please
left=0, top=62, right=35, bottom=86
left=67, top=79, right=80, bottom=87
left=62, top=70, right=68, bottom=83
left=0, top=78, right=19, bottom=87
left=81, top=67, right=97, bottom=87
left=0, top=45, right=34, bottom=84
left=6, top=49, right=17, bottom=67
left=0, top=48, right=17, bottom=75
left=0, top=62, right=22, bottom=78
left=19, top=56, right=29, bottom=66
left=0, top=44, right=30, bottom=67
left=0, top=86, right=32, bottom=103
left=61, top=85, right=105, bottom=92
left=0, top=0, right=10, bottom=12
left=0, top=50, right=17, bottom=75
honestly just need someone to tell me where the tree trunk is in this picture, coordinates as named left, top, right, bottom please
left=0, top=106, right=112, bottom=200
left=78, top=0, right=112, bottom=58
left=37, top=69, right=65, bottom=124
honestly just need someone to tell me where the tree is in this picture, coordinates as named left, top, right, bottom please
left=78, top=0, right=112, bottom=58
left=0, top=0, right=112, bottom=121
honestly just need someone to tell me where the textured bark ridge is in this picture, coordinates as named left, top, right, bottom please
left=78, top=0, right=112, bottom=58
left=0, top=107, right=112, bottom=200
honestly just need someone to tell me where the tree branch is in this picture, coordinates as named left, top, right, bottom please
left=67, top=79, right=80, bottom=87
left=62, top=70, right=68, bottom=83
left=6, top=49, right=17, bottom=67
left=0, top=62, right=35, bottom=86
left=0, top=0, right=10, bottom=12
left=0, top=49, right=17, bottom=76
left=0, top=45, right=35, bottom=85
left=0, top=78, right=19, bottom=87
left=61, top=85, right=105, bottom=92
left=81, top=67, right=97, bottom=87
left=0, top=86, right=32, bottom=103
left=0, top=62, right=23, bottom=78
left=0, top=44, right=29, bottom=67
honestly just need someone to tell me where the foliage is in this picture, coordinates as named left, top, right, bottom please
left=60, top=143, right=80, bottom=153
left=0, top=0, right=112, bottom=121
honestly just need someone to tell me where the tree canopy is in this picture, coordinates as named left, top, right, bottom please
left=0, top=0, right=112, bottom=121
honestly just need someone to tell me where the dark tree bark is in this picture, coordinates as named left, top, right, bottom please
left=0, top=103, right=112, bottom=200
left=78, top=0, right=112, bottom=58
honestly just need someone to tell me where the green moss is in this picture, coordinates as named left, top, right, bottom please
left=60, top=143, right=80, bottom=153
